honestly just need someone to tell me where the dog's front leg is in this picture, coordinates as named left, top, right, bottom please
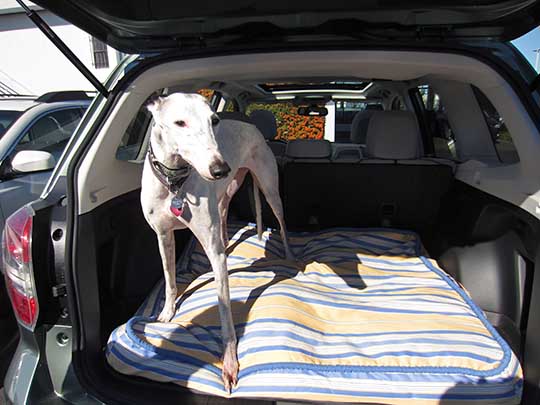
left=191, top=219, right=239, bottom=393
left=210, top=246, right=239, bottom=393
left=156, top=230, right=177, bottom=322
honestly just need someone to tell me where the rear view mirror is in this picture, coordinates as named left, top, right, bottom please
left=11, top=150, right=56, bottom=173
left=297, top=105, right=328, bottom=117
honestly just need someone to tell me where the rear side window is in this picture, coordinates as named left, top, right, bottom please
left=197, top=88, right=215, bottom=103
left=116, top=106, right=152, bottom=161
left=472, top=86, right=519, bottom=164
left=15, top=108, right=85, bottom=161
left=417, top=85, right=457, bottom=160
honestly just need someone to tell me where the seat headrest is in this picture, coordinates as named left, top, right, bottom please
left=217, top=111, right=252, bottom=123
left=365, top=111, right=422, bottom=160
left=249, top=110, right=277, bottom=140
left=286, top=139, right=332, bottom=159
left=350, top=110, right=377, bottom=144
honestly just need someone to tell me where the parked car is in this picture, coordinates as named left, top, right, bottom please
left=3, top=1, right=540, bottom=404
left=0, top=91, right=90, bottom=388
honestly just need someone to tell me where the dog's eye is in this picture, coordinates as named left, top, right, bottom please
left=175, top=120, right=187, bottom=127
left=211, top=117, right=220, bottom=126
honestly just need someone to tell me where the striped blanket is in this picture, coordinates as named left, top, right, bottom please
left=106, top=223, right=522, bottom=404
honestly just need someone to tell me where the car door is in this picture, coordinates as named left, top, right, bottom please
left=0, top=106, right=85, bottom=385
left=0, top=107, right=85, bottom=227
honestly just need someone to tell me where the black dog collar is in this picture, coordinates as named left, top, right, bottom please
left=147, top=141, right=191, bottom=194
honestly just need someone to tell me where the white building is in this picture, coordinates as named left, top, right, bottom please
left=0, top=0, right=123, bottom=95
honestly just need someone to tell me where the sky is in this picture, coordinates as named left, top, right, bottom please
left=512, top=27, right=540, bottom=72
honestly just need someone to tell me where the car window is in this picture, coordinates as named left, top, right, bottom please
left=0, top=110, right=23, bottom=135
left=14, top=108, right=85, bottom=162
left=116, top=105, right=153, bottom=161
left=246, top=102, right=325, bottom=141
left=472, top=86, right=519, bottom=164
left=197, top=88, right=215, bottom=102
left=417, top=85, right=457, bottom=160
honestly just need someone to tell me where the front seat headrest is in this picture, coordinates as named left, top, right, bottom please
left=249, top=110, right=277, bottom=140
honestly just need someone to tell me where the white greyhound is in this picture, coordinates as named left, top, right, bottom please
left=141, top=93, right=294, bottom=392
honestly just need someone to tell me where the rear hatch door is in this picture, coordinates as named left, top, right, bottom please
left=32, top=0, right=540, bottom=53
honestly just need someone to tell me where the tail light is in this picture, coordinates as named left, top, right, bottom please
left=2, top=205, right=38, bottom=330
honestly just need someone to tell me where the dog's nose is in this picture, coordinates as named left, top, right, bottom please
left=209, top=161, right=231, bottom=179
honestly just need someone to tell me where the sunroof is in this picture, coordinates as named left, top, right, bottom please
left=259, top=81, right=370, bottom=92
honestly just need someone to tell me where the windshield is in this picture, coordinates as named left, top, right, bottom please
left=0, top=110, right=23, bottom=136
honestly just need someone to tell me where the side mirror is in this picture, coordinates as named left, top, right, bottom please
left=11, top=150, right=56, bottom=173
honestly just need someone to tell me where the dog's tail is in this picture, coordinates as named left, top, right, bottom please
left=253, top=179, right=263, bottom=240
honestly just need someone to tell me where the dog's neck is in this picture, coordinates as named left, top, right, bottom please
left=148, top=133, right=191, bottom=194
left=149, top=135, right=189, bottom=169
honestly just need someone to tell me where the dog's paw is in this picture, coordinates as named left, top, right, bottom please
left=157, top=305, right=175, bottom=323
left=222, top=347, right=239, bottom=394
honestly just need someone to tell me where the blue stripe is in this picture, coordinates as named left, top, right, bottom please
left=236, top=345, right=499, bottom=363
left=174, top=290, right=471, bottom=318
left=172, top=281, right=467, bottom=311
left=234, top=383, right=519, bottom=400
left=139, top=325, right=499, bottom=353
left=200, top=317, right=494, bottom=340
left=173, top=291, right=471, bottom=319
left=239, top=360, right=510, bottom=379
left=130, top=328, right=222, bottom=358
left=238, top=361, right=522, bottom=385
left=238, top=331, right=499, bottom=351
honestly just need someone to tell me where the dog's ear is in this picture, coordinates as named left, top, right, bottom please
left=146, top=94, right=164, bottom=115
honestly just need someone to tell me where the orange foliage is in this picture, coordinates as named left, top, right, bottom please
left=197, top=89, right=214, bottom=101
left=247, top=103, right=325, bottom=141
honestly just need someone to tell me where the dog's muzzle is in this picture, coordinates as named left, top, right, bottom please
left=209, top=160, right=231, bottom=179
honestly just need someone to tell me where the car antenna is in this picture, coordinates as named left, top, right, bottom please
left=15, top=0, right=109, bottom=98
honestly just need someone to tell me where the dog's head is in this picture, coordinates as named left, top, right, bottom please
left=147, top=93, right=230, bottom=181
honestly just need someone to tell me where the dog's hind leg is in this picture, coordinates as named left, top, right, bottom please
left=253, top=179, right=263, bottom=240
left=156, top=230, right=177, bottom=322
left=250, top=169, right=294, bottom=261
left=219, top=168, right=248, bottom=248
left=189, top=212, right=239, bottom=392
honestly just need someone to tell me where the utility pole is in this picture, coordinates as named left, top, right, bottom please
left=535, top=49, right=540, bottom=72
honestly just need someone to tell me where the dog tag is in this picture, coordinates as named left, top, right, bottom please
left=170, top=196, right=185, bottom=217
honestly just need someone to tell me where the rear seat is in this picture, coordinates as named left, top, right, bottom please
left=282, top=112, right=454, bottom=231
left=350, top=104, right=384, bottom=145
left=345, top=111, right=453, bottom=229
left=283, top=139, right=333, bottom=228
